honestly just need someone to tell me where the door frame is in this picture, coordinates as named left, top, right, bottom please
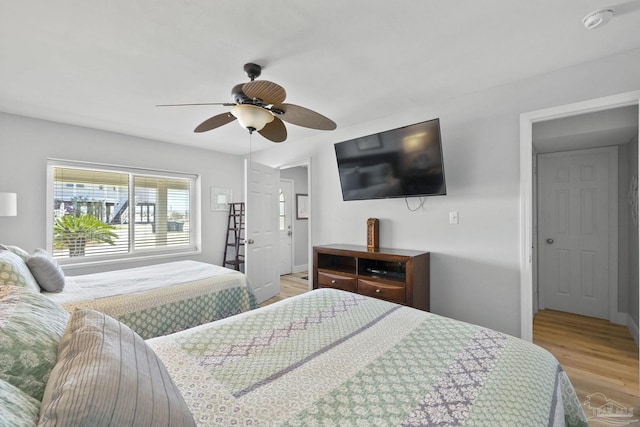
left=277, top=158, right=312, bottom=290
left=519, top=90, right=640, bottom=341
left=536, top=146, right=618, bottom=319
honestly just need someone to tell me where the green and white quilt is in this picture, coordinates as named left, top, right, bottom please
left=44, top=260, right=257, bottom=339
left=148, top=288, right=587, bottom=426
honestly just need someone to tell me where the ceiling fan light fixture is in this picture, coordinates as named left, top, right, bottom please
left=230, top=104, right=274, bottom=132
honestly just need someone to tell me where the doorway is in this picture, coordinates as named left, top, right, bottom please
left=520, top=91, right=640, bottom=342
left=522, top=94, right=639, bottom=417
left=279, top=162, right=311, bottom=290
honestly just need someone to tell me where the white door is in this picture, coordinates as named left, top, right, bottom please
left=538, top=148, right=615, bottom=319
left=245, top=160, right=280, bottom=304
left=278, top=179, right=293, bottom=276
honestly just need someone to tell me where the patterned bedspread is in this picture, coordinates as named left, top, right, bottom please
left=43, top=261, right=257, bottom=339
left=148, top=288, right=587, bottom=426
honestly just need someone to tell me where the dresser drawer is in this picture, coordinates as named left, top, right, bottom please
left=317, top=271, right=357, bottom=292
left=358, top=278, right=406, bottom=304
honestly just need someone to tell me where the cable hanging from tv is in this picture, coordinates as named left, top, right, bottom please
left=405, top=196, right=426, bottom=212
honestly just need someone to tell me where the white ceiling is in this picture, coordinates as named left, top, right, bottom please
left=534, top=105, right=639, bottom=153
left=1, top=1, right=640, bottom=155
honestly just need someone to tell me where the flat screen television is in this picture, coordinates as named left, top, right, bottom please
left=334, top=118, right=446, bottom=201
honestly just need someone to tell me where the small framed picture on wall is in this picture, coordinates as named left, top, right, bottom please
left=210, top=187, right=233, bottom=211
left=296, top=194, right=309, bottom=219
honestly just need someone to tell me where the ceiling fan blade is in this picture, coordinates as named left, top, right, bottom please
left=157, top=102, right=236, bottom=107
left=194, top=112, right=236, bottom=133
left=258, top=117, right=287, bottom=142
left=275, top=103, right=336, bottom=130
left=242, top=80, right=286, bottom=105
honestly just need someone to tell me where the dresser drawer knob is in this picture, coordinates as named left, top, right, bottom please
left=331, top=280, right=336, bottom=284
left=375, top=289, right=381, bottom=293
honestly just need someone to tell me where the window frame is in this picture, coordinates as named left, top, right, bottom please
left=46, top=159, right=201, bottom=267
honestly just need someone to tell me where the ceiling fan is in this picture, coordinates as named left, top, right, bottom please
left=157, top=63, right=336, bottom=143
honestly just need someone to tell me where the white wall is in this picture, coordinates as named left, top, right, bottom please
left=253, top=48, right=640, bottom=337
left=0, top=112, right=244, bottom=275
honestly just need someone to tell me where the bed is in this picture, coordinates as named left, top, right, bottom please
left=0, top=245, right=257, bottom=340
left=144, top=288, right=587, bottom=426
left=0, top=284, right=588, bottom=426
left=42, top=260, right=257, bottom=339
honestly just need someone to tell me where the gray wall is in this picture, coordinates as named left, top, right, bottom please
left=253, top=48, right=640, bottom=337
left=0, top=112, right=244, bottom=275
left=280, top=166, right=309, bottom=271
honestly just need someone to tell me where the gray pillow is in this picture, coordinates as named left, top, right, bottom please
left=38, top=308, right=196, bottom=427
left=26, top=249, right=65, bottom=293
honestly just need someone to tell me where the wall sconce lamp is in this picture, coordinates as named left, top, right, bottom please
left=0, top=193, right=17, bottom=217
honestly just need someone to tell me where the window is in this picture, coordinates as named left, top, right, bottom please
left=47, top=160, right=200, bottom=263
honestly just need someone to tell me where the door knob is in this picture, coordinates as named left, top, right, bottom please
left=245, top=239, right=255, bottom=244
left=546, top=238, right=554, bottom=244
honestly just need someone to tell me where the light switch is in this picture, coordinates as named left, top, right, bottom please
left=449, top=211, right=459, bottom=224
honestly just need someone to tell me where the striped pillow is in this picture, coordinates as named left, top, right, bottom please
left=26, top=249, right=65, bottom=293
left=38, top=309, right=196, bottom=427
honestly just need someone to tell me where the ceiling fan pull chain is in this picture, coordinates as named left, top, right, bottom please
left=249, top=132, right=253, bottom=166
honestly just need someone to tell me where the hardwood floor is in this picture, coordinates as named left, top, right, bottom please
left=260, top=272, right=309, bottom=307
left=533, top=309, right=639, bottom=421
left=262, top=279, right=640, bottom=421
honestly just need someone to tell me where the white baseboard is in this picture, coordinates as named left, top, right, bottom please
left=611, top=311, right=627, bottom=326
left=628, top=313, right=639, bottom=346
left=293, top=264, right=308, bottom=274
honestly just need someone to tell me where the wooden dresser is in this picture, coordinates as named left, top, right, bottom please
left=313, top=244, right=430, bottom=311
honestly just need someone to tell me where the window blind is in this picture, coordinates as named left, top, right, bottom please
left=49, top=160, right=198, bottom=262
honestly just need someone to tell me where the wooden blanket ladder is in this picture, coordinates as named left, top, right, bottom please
left=223, top=202, right=245, bottom=271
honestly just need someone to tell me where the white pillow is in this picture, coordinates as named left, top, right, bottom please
left=26, top=249, right=65, bottom=293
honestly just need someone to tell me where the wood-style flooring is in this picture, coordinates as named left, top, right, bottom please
left=533, top=309, right=639, bottom=421
left=265, top=276, right=640, bottom=421
left=260, top=272, right=309, bottom=307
